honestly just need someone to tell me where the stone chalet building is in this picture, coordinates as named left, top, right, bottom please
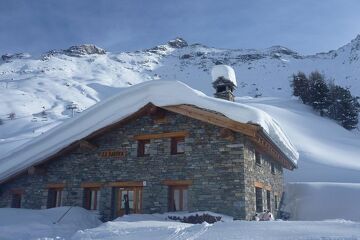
left=0, top=65, right=297, bottom=221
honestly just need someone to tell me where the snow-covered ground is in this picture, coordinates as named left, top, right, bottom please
left=0, top=207, right=101, bottom=240
left=1, top=208, right=359, bottom=240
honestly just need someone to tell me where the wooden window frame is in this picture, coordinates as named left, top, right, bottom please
left=11, top=191, right=22, bottom=208
left=168, top=185, right=188, bottom=212
left=255, top=187, right=263, bottom=213
left=266, top=190, right=271, bottom=212
left=83, top=187, right=100, bottom=211
left=47, top=187, right=63, bottom=208
left=171, top=137, right=185, bottom=155
left=137, top=139, right=150, bottom=157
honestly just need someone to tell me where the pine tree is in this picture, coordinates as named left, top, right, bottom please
left=328, top=85, right=359, bottom=130
left=308, top=71, right=330, bottom=116
left=290, top=72, right=311, bottom=103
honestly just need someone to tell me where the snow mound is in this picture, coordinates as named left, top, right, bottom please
left=73, top=214, right=360, bottom=240
left=211, top=64, right=237, bottom=86
left=0, top=80, right=298, bottom=182
left=282, top=182, right=360, bottom=221
left=0, top=207, right=101, bottom=240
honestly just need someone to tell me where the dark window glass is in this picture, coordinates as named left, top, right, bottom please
left=266, top=190, right=271, bottom=211
left=11, top=193, right=22, bottom=208
left=255, top=151, right=261, bottom=165
left=47, top=188, right=63, bottom=208
left=171, top=137, right=185, bottom=155
left=84, top=188, right=100, bottom=210
left=271, top=162, right=275, bottom=174
left=255, top=187, right=263, bottom=212
left=275, top=195, right=278, bottom=210
left=138, top=140, right=150, bottom=157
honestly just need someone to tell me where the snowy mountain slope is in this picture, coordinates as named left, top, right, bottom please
left=0, top=37, right=360, bottom=182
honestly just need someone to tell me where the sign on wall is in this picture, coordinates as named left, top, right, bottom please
left=99, top=150, right=126, bottom=158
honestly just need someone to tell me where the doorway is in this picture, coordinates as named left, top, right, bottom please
left=114, top=187, right=142, bottom=217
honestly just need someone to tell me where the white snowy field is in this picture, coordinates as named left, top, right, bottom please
left=1, top=208, right=360, bottom=240
left=0, top=207, right=101, bottom=240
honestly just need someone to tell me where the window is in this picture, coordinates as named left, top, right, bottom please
left=168, top=186, right=188, bottom=211
left=171, top=137, right=185, bottom=155
left=137, top=139, right=150, bottom=157
left=274, top=195, right=278, bottom=210
left=255, top=151, right=261, bottom=165
left=47, top=188, right=63, bottom=208
left=255, top=187, right=263, bottom=212
left=84, top=188, right=100, bottom=211
left=266, top=190, right=271, bottom=211
left=271, top=162, right=275, bottom=174
left=11, top=193, right=22, bottom=208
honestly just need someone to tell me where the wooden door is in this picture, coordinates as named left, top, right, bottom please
left=115, top=187, right=142, bottom=217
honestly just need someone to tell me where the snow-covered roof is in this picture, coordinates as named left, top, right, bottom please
left=0, top=80, right=298, bottom=182
left=211, top=65, right=237, bottom=87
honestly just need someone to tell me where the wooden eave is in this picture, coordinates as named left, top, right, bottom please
left=0, top=102, right=295, bottom=185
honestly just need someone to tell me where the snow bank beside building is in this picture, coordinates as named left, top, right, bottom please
left=282, top=182, right=360, bottom=221
left=73, top=213, right=360, bottom=240
left=0, top=207, right=101, bottom=240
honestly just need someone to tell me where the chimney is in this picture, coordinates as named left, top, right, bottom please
left=211, top=64, right=237, bottom=101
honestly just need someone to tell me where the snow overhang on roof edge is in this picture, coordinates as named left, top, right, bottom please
left=0, top=80, right=298, bottom=183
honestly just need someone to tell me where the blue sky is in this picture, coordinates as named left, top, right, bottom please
left=1, top=0, right=360, bottom=55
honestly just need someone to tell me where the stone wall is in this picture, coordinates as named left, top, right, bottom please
left=243, top=140, right=284, bottom=220
left=0, top=109, right=284, bottom=221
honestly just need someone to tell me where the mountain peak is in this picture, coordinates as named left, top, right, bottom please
left=63, top=44, right=106, bottom=56
left=167, top=37, right=188, bottom=48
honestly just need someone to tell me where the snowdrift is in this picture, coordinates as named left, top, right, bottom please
left=282, top=182, right=360, bottom=221
left=0, top=207, right=101, bottom=240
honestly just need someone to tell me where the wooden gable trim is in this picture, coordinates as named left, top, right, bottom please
left=162, top=105, right=259, bottom=137
left=79, top=140, right=97, bottom=151
left=162, top=180, right=193, bottom=186
left=108, top=181, right=145, bottom=187
left=162, top=104, right=295, bottom=170
left=134, top=131, right=189, bottom=140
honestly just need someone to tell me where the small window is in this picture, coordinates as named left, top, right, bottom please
left=271, top=162, right=275, bottom=174
left=138, top=139, right=150, bottom=157
left=255, top=151, right=261, bottom=165
left=11, top=193, right=22, bottom=208
left=84, top=188, right=100, bottom=211
left=255, top=187, right=263, bottom=212
left=274, top=195, right=278, bottom=210
left=47, top=188, right=63, bottom=208
left=171, top=137, right=185, bottom=155
left=266, top=190, right=271, bottom=211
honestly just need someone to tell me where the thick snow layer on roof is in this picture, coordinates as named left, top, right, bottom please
left=211, top=65, right=237, bottom=86
left=0, top=80, right=298, bottom=181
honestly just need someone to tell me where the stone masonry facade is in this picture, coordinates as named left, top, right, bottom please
left=0, top=109, right=284, bottom=221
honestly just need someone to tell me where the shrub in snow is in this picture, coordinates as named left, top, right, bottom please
left=168, top=213, right=222, bottom=224
left=8, top=112, right=15, bottom=120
